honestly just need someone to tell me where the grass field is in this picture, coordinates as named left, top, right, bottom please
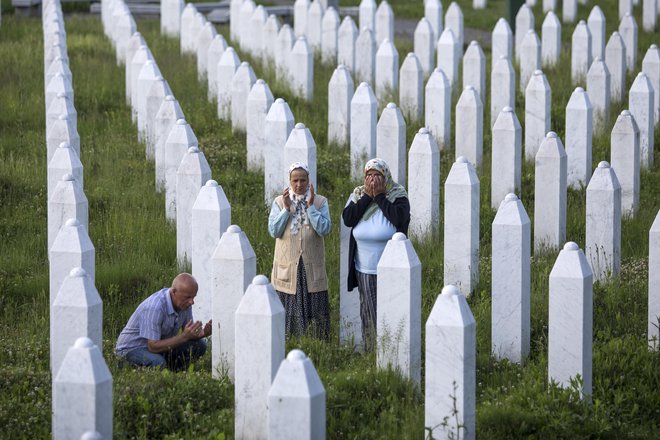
left=1, top=1, right=659, bottom=438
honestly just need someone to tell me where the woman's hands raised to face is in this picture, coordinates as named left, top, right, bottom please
left=364, top=170, right=385, bottom=197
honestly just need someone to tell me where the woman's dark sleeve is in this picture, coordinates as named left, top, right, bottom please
left=374, top=194, right=410, bottom=232
left=342, top=194, right=373, bottom=227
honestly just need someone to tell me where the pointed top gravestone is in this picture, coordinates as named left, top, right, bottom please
left=463, top=41, right=486, bottom=104
left=492, top=17, right=513, bottom=62
left=337, top=16, right=358, bottom=74
left=520, top=30, right=541, bottom=93
left=291, top=36, right=314, bottom=101
left=565, top=87, right=593, bottom=188
left=629, top=72, right=655, bottom=169
left=155, top=95, right=185, bottom=192
left=321, top=7, right=340, bottom=65
left=284, top=123, right=318, bottom=189
left=359, top=0, right=377, bottom=32
left=48, top=142, right=83, bottom=203
left=437, top=28, right=459, bottom=86
left=515, top=4, right=534, bottom=62
left=355, top=27, right=376, bottom=85
left=425, top=67, right=451, bottom=150
left=605, top=32, right=627, bottom=103
left=217, top=47, right=241, bottom=120
left=376, top=103, right=406, bottom=184
left=491, top=107, right=522, bottom=208
left=207, top=35, right=228, bottom=100
left=542, top=11, right=561, bottom=67
left=587, top=6, right=605, bottom=61
left=48, top=175, right=88, bottom=252
left=455, top=86, right=484, bottom=168
left=246, top=79, right=275, bottom=171
left=571, top=21, right=592, bottom=84
left=534, top=132, right=567, bottom=252
left=263, top=14, right=281, bottom=67
left=375, top=0, right=394, bottom=48
left=642, top=45, right=660, bottom=125
left=350, top=82, right=377, bottom=180
left=525, top=70, right=552, bottom=160
left=375, top=38, right=399, bottom=100
left=265, top=98, right=296, bottom=204
left=399, top=52, right=423, bottom=122
left=618, top=13, right=637, bottom=72
left=425, top=0, right=443, bottom=44
left=408, top=128, right=441, bottom=239
left=165, top=119, right=198, bottom=221
left=231, top=62, right=257, bottom=132
left=294, top=0, right=310, bottom=37
left=445, top=2, right=464, bottom=59
left=587, top=57, right=611, bottom=133
left=610, top=109, right=640, bottom=217
left=414, top=18, right=435, bottom=77
left=328, top=64, right=354, bottom=146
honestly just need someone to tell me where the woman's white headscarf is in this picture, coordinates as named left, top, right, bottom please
left=288, top=162, right=310, bottom=235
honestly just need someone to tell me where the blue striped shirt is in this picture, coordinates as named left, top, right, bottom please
left=115, top=288, right=193, bottom=356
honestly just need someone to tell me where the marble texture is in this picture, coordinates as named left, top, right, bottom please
left=565, top=87, right=593, bottom=188
left=610, top=110, right=640, bottom=216
left=424, top=0, right=443, bottom=44
left=48, top=175, right=87, bottom=252
left=217, top=47, right=240, bottom=120
left=515, top=4, right=534, bottom=63
left=46, top=115, right=79, bottom=170
left=358, top=0, right=376, bottom=32
left=350, top=82, right=377, bottom=180
left=641, top=45, right=660, bottom=125
left=211, top=225, right=256, bottom=380
left=231, top=62, right=257, bottom=132
left=587, top=6, right=605, bottom=61
left=164, top=119, right=198, bottom=221
left=53, top=338, right=112, bottom=440
left=124, top=32, right=144, bottom=105
left=337, top=17, right=358, bottom=74
left=520, top=30, right=541, bottom=94
left=399, top=52, right=423, bottom=122
left=491, top=18, right=513, bottom=62
left=196, top=22, right=217, bottom=81
left=629, top=72, right=654, bottom=169
left=490, top=56, right=515, bottom=128
left=377, top=233, right=422, bottom=385
left=145, top=77, right=172, bottom=159
left=444, top=157, right=480, bottom=296
left=491, top=108, right=522, bottom=209
left=408, top=128, right=440, bottom=239
left=136, top=61, right=162, bottom=145
left=375, top=0, right=394, bottom=47
left=268, top=350, right=326, bottom=440
left=524, top=70, right=552, bottom=161
left=48, top=142, right=83, bottom=204
left=445, top=2, right=464, bottom=59
left=463, top=41, right=485, bottom=104
left=192, top=180, right=231, bottom=326
left=425, top=285, right=476, bottom=440
left=321, top=7, right=340, bottom=64
left=155, top=95, right=185, bottom=192
left=262, top=15, right=281, bottom=68
left=649, top=211, right=660, bottom=350
left=548, top=242, right=593, bottom=399
left=291, top=37, right=314, bottom=101
left=534, top=132, right=567, bottom=252
left=248, top=6, right=267, bottom=60
left=246, top=79, right=274, bottom=171
left=643, top=0, right=657, bottom=32
left=542, top=11, right=561, bottom=67
left=425, top=67, right=451, bottom=150
left=264, top=99, right=295, bottom=204
left=46, top=89, right=77, bottom=139
left=586, top=162, right=621, bottom=282
left=207, top=35, right=228, bottom=101
left=436, top=28, right=459, bottom=86
left=491, top=194, right=530, bottom=364
left=293, top=0, right=309, bottom=37
left=46, top=71, right=74, bottom=115
left=587, top=58, right=611, bottom=133
left=130, top=45, right=152, bottom=122
left=618, top=13, right=637, bottom=72
left=179, top=4, right=197, bottom=54
left=276, top=25, right=295, bottom=83
left=562, top=0, right=577, bottom=23
left=455, top=86, right=483, bottom=169
left=375, top=39, right=399, bottom=99
left=340, top=197, right=362, bottom=348
left=328, top=64, right=354, bottom=146
left=414, top=18, right=435, bottom=77
left=605, top=32, right=626, bottom=103
left=234, top=275, right=285, bottom=440
left=161, top=0, right=184, bottom=37
left=376, top=103, right=406, bottom=184
left=284, top=123, right=318, bottom=189
left=571, top=21, right=592, bottom=84
left=355, top=28, right=376, bottom=85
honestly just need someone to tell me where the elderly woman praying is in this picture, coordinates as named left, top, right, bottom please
left=268, top=162, right=332, bottom=339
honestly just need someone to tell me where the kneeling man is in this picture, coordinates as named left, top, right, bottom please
left=116, top=273, right=212, bottom=370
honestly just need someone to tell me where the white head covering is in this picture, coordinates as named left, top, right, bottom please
left=288, top=162, right=310, bottom=235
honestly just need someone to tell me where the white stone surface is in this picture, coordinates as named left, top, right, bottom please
left=192, top=180, right=231, bottom=326
left=543, top=0, right=556, bottom=13
left=164, top=119, right=198, bottom=221
left=542, top=11, right=561, bottom=67
left=492, top=17, right=513, bottom=62
left=525, top=70, right=552, bottom=161
left=408, top=128, right=440, bottom=239
left=562, top=0, right=577, bottom=23
left=176, top=146, right=212, bottom=265
left=586, top=162, right=621, bottom=282
left=124, top=32, right=144, bottom=105
left=425, top=285, right=476, bottom=440
left=605, top=32, right=627, bottom=103
left=51, top=268, right=102, bottom=376
left=642, top=45, right=660, bottom=125
left=207, top=35, right=228, bottom=100
left=629, top=72, right=655, bottom=169
left=520, top=30, right=541, bottom=94
left=445, top=2, right=464, bottom=59
left=587, top=6, right=605, bottom=61
left=249, top=6, right=268, bottom=60
left=155, top=95, right=185, bottom=192
left=45, top=58, right=72, bottom=104
left=211, top=225, right=256, bottom=380
left=462, top=41, right=485, bottom=104
left=490, top=56, right=516, bottom=128
left=264, top=99, right=295, bottom=204
left=49, top=218, right=94, bottom=308
left=291, top=37, right=314, bottom=101
left=180, top=4, right=198, bottom=54
left=262, top=15, right=281, bottom=68
left=355, top=28, right=376, bottom=85
left=284, top=123, right=318, bottom=189
left=375, top=0, right=394, bottom=47
left=337, top=16, right=358, bottom=74
left=46, top=90, right=77, bottom=138
left=455, top=86, right=483, bottom=169
left=424, top=0, right=443, bottom=44
left=565, top=87, right=593, bottom=188
left=399, top=53, right=423, bottom=122
left=246, top=79, right=274, bottom=171
left=48, top=142, right=83, bottom=204
left=239, top=2, right=256, bottom=53
left=414, top=18, right=435, bottom=77
left=45, top=72, right=74, bottom=115
left=276, top=24, right=295, bottom=83
left=328, top=64, right=354, bottom=146
left=619, top=13, right=638, bottom=72
left=587, top=58, right=611, bottom=133
left=571, top=21, right=592, bottom=84
left=130, top=45, right=152, bottom=122
left=321, top=7, right=340, bottom=65
left=136, top=61, right=163, bottom=145
left=53, top=337, right=112, bottom=440
left=375, top=39, right=399, bottom=100
left=425, top=67, right=451, bottom=149
left=350, top=82, right=377, bottom=180
left=161, top=0, right=184, bottom=37
left=340, top=197, right=362, bottom=348
left=491, top=194, right=530, bottom=363
left=444, top=157, right=480, bottom=296
left=268, top=350, right=326, bottom=440
left=650, top=211, right=660, bottom=350
left=619, top=0, right=633, bottom=20
left=294, top=0, right=310, bottom=37
left=610, top=110, right=640, bottom=216
left=231, top=62, right=257, bottom=132
left=358, top=0, right=376, bottom=32
left=515, top=4, right=534, bottom=63
left=217, top=47, right=241, bottom=120
left=145, top=76, right=172, bottom=152
left=229, top=0, right=242, bottom=42
left=534, top=132, right=567, bottom=252
left=548, top=242, right=593, bottom=399
left=47, top=113, right=80, bottom=166
left=377, top=233, right=421, bottom=384
left=643, top=0, right=657, bottom=32
left=376, top=103, right=406, bottom=184
left=491, top=108, right=522, bottom=209
left=48, top=174, right=87, bottom=252
left=234, top=275, right=285, bottom=440
left=436, top=28, right=459, bottom=86
left=196, top=22, right=217, bottom=81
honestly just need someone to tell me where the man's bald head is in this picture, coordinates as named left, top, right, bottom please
left=172, top=273, right=198, bottom=294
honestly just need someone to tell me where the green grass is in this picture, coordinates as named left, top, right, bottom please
left=1, top=1, right=659, bottom=438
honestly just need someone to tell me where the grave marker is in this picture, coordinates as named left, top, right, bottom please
left=491, top=108, right=522, bottom=208
left=425, top=67, right=451, bottom=150
left=408, top=128, right=440, bottom=239
left=534, top=132, right=567, bottom=252
left=376, top=103, right=406, bottom=184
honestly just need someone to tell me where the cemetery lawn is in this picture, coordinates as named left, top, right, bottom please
left=1, top=1, right=659, bottom=438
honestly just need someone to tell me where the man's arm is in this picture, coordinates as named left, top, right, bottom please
left=146, top=320, right=204, bottom=353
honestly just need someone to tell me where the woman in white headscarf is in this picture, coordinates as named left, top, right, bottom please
left=268, top=162, right=332, bottom=339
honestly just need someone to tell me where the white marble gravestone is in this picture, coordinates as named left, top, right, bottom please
left=136, top=60, right=163, bottom=143
left=562, top=0, right=577, bottom=23
left=491, top=108, right=522, bottom=208
left=425, top=0, right=443, bottom=44
left=192, top=180, right=231, bottom=326
left=436, top=28, right=459, bottom=86
left=48, top=142, right=83, bottom=204
left=246, top=79, right=274, bottom=171
left=543, top=0, right=556, bottom=11
left=571, top=21, right=592, bottom=84
left=610, top=110, right=640, bottom=216
left=161, top=0, right=184, bottom=37
left=211, top=225, right=256, bottom=380
left=283, top=123, right=318, bottom=189
left=650, top=212, right=660, bottom=350
left=587, top=6, right=605, bottom=61
left=155, top=95, right=185, bottom=192
left=294, top=0, right=310, bottom=37
left=643, top=0, right=658, bottom=31
left=534, top=132, right=567, bottom=252
left=229, top=0, right=242, bottom=42
left=491, top=194, right=530, bottom=364
left=321, top=7, right=340, bottom=64
left=263, top=15, right=281, bottom=68
left=548, top=242, right=593, bottom=400
left=463, top=41, right=485, bottom=104
left=124, top=32, right=145, bottom=105
left=165, top=119, right=198, bottom=221
left=338, top=16, right=358, bottom=74
left=376, top=103, right=406, bottom=184
left=239, top=2, right=256, bottom=52
left=414, top=18, right=435, bottom=77
left=542, top=11, right=561, bottom=67
left=565, top=87, right=593, bottom=189
left=217, top=47, right=241, bottom=120
left=130, top=45, right=152, bottom=121
left=444, top=157, right=480, bottom=296
left=618, top=13, right=637, bottom=72
left=291, top=36, right=314, bottom=101
left=375, top=39, right=399, bottom=99
left=46, top=72, right=74, bottom=114
left=445, top=2, right=464, bottom=59
left=45, top=58, right=72, bottom=100
left=359, top=0, right=376, bottom=32
left=207, top=35, right=228, bottom=100
left=377, top=233, right=421, bottom=384
left=425, top=67, right=452, bottom=150
left=492, top=17, right=513, bottom=62
left=455, top=86, right=483, bottom=169
left=340, top=197, right=362, bottom=348
left=605, top=32, right=627, bottom=103
left=328, top=64, right=354, bottom=146
left=525, top=70, right=552, bottom=161
left=196, top=22, right=217, bottom=81
left=619, top=0, right=633, bottom=20
left=642, top=45, right=660, bottom=126
left=48, top=175, right=88, bottom=252
left=585, top=162, right=621, bottom=282
left=520, top=30, right=541, bottom=94
left=515, top=4, right=534, bottom=62
left=355, top=28, right=376, bottom=85
left=47, top=91, right=77, bottom=138
left=375, top=0, right=394, bottom=47
left=490, top=56, right=515, bottom=128
left=587, top=58, right=611, bottom=133
left=408, top=128, right=440, bottom=239
left=180, top=4, right=198, bottom=54
left=268, top=350, right=326, bottom=440
left=399, top=53, right=424, bottom=122
left=425, top=285, right=476, bottom=440
left=264, top=99, right=295, bottom=204
left=249, top=6, right=268, bottom=60
left=234, top=275, right=285, bottom=440
left=51, top=267, right=102, bottom=376
left=231, top=62, right=257, bottom=132
left=49, top=218, right=94, bottom=307
left=145, top=77, right=172, bottom=157
left=53, top=338, right=112, bottom=440
left=629, top=72, right=655, bottom=169
left=276, top=24, right=295, bottom=82
left=350, top=82, right=377, bottom=180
